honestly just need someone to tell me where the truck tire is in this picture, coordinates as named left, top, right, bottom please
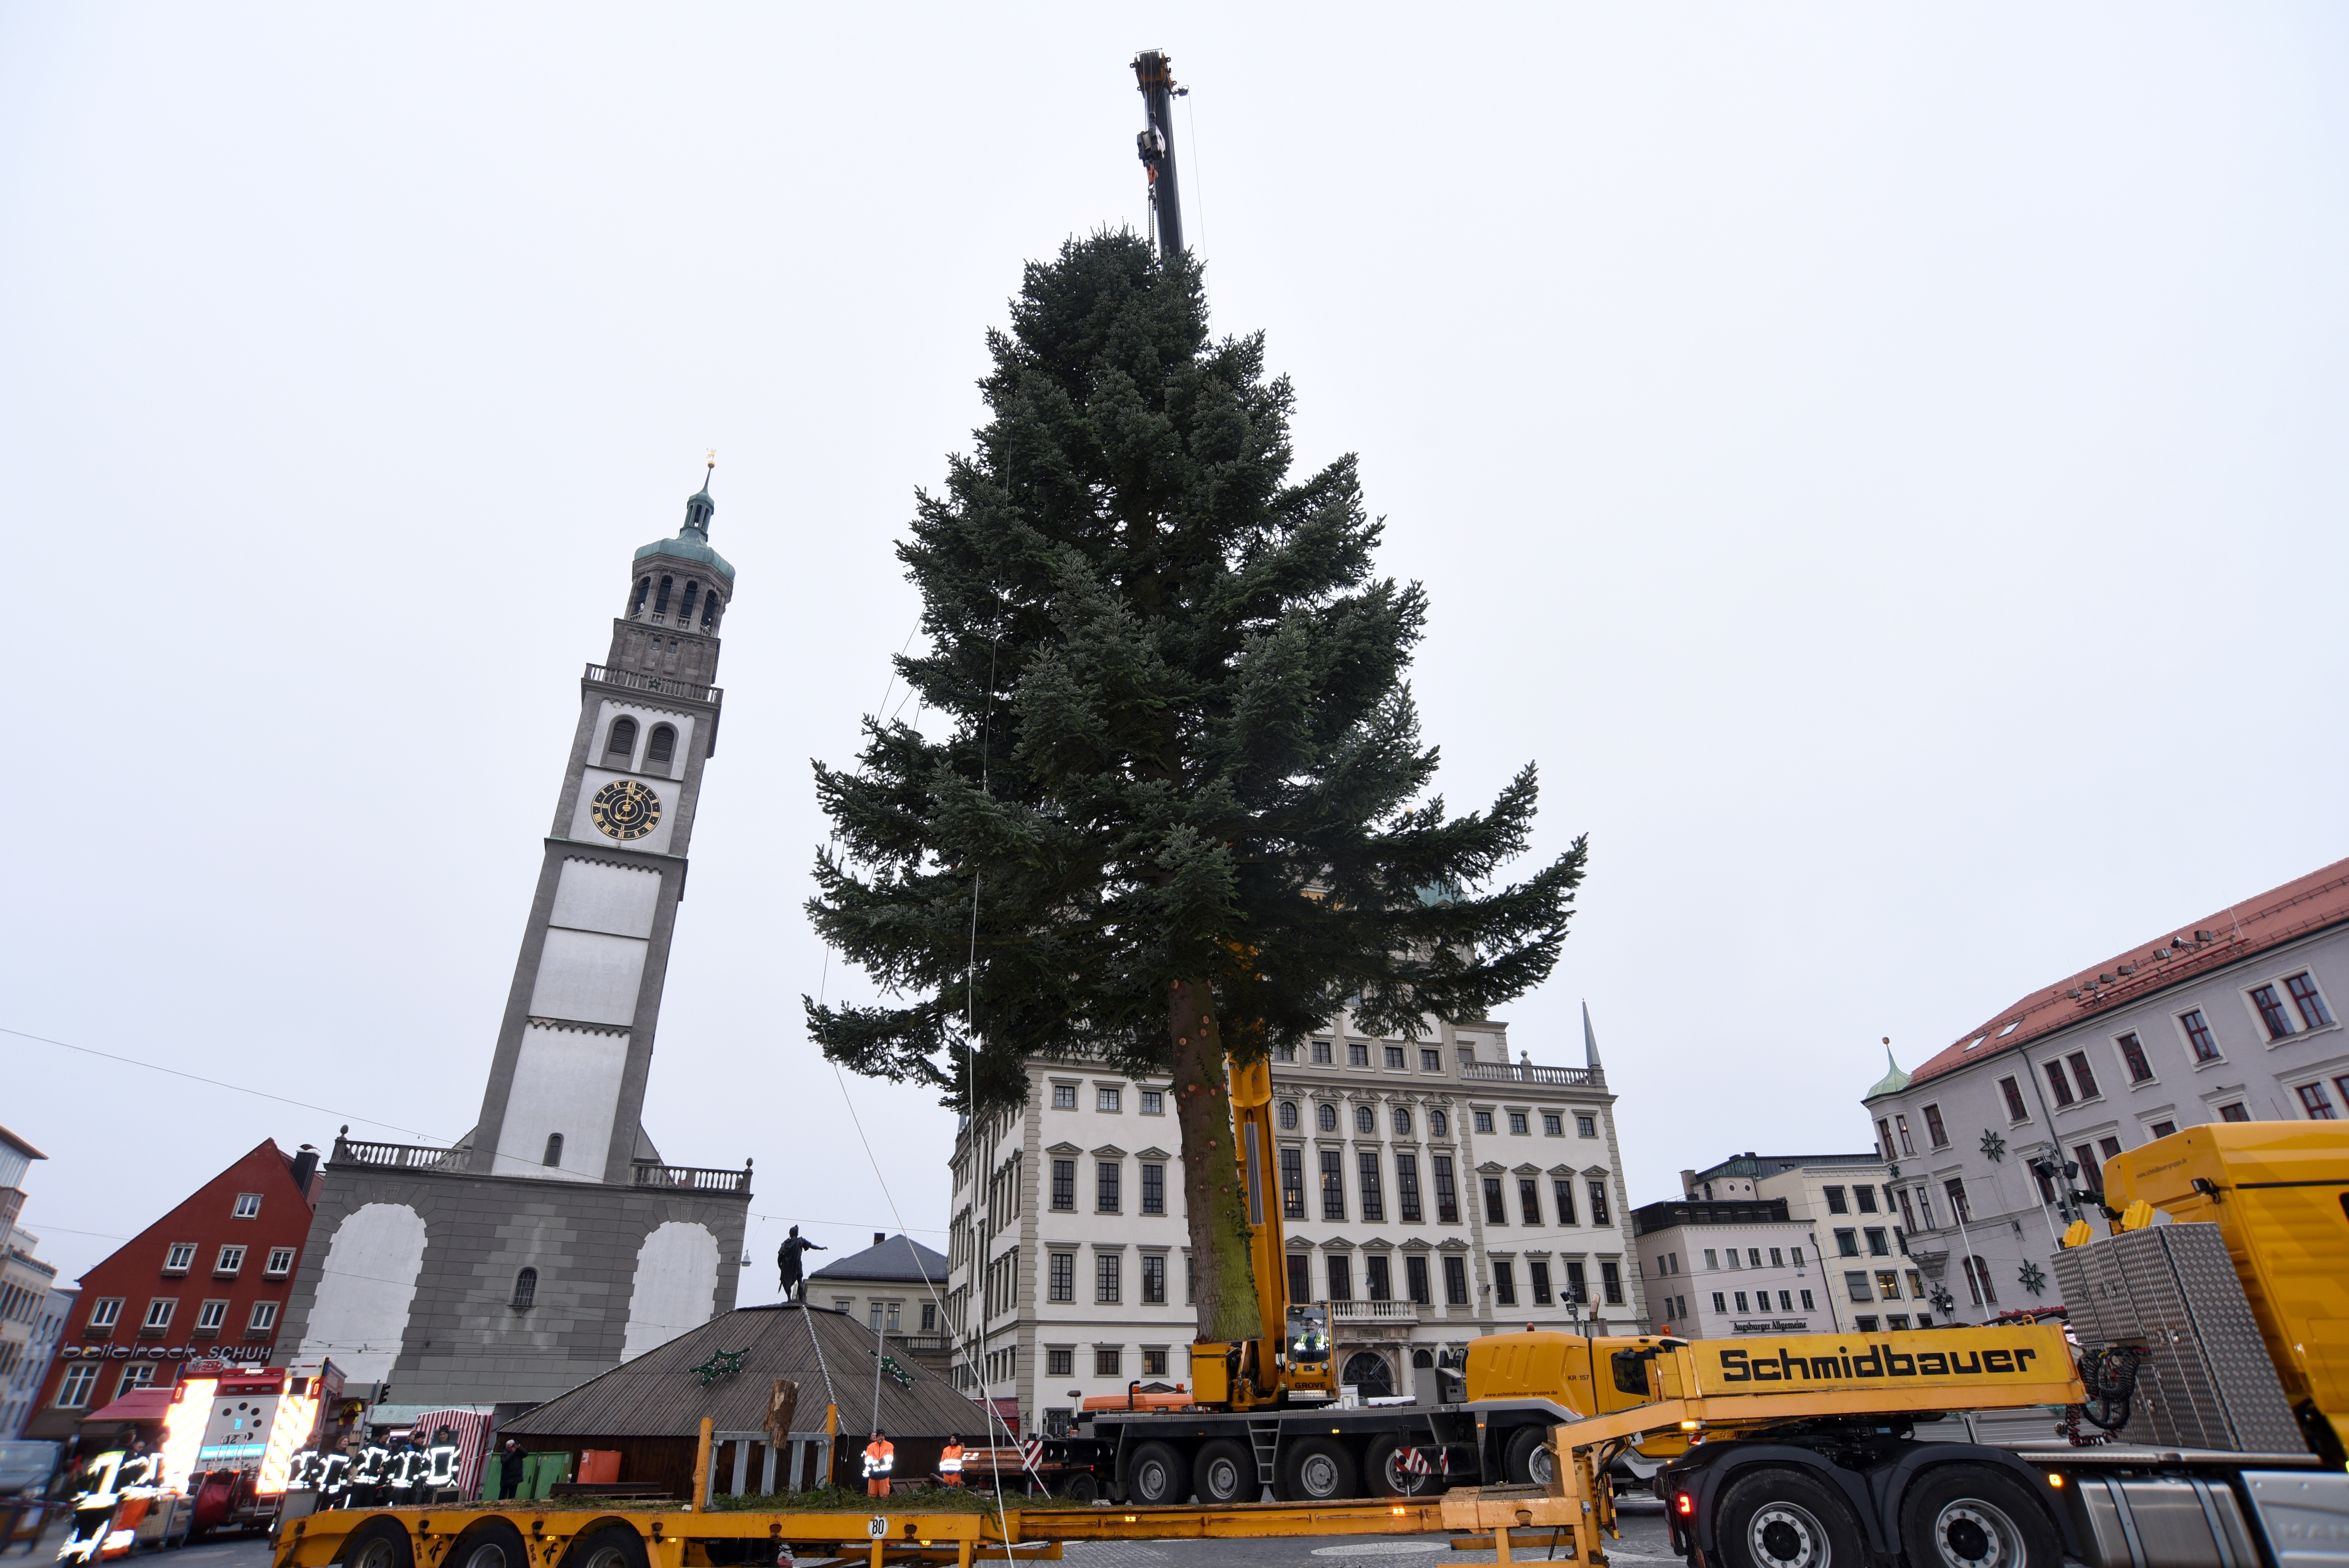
left=1715, top=1468, right=1864, bottom=1568
left=561, top=1524, right=651, bottom=1568
left=447, top=1519, right=530, bottom=1568
left=1280, top=1437, right=1358, bottom=1502
left=1125, top=1443, right=1190, bottom=1506
left=338, top=1517, right=414, bottom=1568
left=1363, top=1434, right=1436, bottom=1499
left=1192, top=1440, right=1253, bottom=1504
left=1502, top=1426, right=1556, bottom=1488
left=1052, top=1471, right=1099, bottom=1503
left=1897, top=1465, right=2059, bottom=1568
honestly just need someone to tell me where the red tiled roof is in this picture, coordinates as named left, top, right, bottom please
left=1894, top=856, right=2349, bottom=1094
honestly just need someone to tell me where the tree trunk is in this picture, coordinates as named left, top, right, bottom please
left=1170, top=977, right=1262, bottom=1343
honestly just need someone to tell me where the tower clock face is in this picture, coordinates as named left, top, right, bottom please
left=589, top=778, right=663, bottom=841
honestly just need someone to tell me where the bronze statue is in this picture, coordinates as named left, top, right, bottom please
left=777, top=1225, right=827, bottom=1300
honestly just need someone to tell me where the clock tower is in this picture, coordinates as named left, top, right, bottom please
left=274, top=468, right=754, bottom=1408
left=468, top=468, right=735, bottom=1183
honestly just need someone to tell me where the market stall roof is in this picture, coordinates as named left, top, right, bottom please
left=83, top=1387, right=175, bottom=1424
left=501, top=1303, right=977, bottom=1440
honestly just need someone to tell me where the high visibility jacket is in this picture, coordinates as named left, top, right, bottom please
left=387, top=1449, right=424, bottom=1490
left=425, top=1445, right=460, bottom=1487
left=318, top=1455, right=351, bottom=1495
left=937, top=1445, right=963, bottom=1474
left=289, top=1452, right=322, bottom=1490
left=861, top=1441, right=895, bottom=1478
left=352, top=1446, right=389, bottom=1484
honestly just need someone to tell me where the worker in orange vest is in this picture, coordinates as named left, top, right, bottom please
left=937, top=1434, right=964, bottom=1487
left=862, top=1429, right=895, bottom=1498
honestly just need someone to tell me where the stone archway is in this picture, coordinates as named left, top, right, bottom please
left=1342, top=1351, right=1395, bottom=1399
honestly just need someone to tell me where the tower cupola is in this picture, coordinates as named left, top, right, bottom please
left=626, top=459, right=736, bottom=636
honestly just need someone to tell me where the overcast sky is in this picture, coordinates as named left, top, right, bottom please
left=4, top=6, right=2344, bottom=1293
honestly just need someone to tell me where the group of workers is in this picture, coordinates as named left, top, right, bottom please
left=861, top=1430, right=968, bottom=1497
left=288, top=1428, right=467, bottom=1507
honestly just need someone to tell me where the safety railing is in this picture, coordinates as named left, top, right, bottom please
left=334, top=1137, right=460, bottom=1170
left=583, top=663, right=722, bottom=705
left=1459, top=1061, right=1605, bottom=1088
left=631, top=1160, right=752, bottom=1194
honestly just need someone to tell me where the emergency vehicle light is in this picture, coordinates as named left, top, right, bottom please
left=258, top=1388, right=320, bottom=1496
left=160, top=1379, right=219, bottom=1495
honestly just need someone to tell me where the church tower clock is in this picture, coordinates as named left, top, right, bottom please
left=469, top=467, right=736, bottom=1183
left=273, top=466, right=754, bottom=1407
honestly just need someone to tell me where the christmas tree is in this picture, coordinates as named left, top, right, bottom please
left=807, top=233, right=1587, bottom=1342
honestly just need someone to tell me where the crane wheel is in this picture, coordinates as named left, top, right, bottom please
left=446, top=1519, right=530, bottom=1568
left=1363, top=1434, right=1436, bottom=1498
left=1502, top=1427, right=1555, bottom=1488
left=337, top=1518, right=414, bottom=1568
left=1052, top=1471, right=1100, bottom=1504
left=1715, top=1468, right=1863, bottom=1568
left=1280, top=1436, right=1358, bottom=1502
left=1125, top=1443, right=1190, bottom=1506
left=560, top=1524, right=652, bottom=1568
left=1193, top=1440, right=1254, bottom=1504
left=1897, top=1465, right=2059, bottom=1568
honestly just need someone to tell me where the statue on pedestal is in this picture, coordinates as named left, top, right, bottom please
left=777, top=1225, right=827, bottom=1301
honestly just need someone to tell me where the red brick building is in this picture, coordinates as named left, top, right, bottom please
left=26, top=1140, right=322, bottom=1440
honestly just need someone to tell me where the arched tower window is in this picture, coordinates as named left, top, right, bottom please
left=542, top=1133, right=563, bottom=1168
left=511, top=1268, right=537, bottom=1310
left=605, top=717, right=637, bottom=762
left=646, top=725, right=676, bottom=767
left=700, top=591, right=721, bottom=631
left=629, top=577, right=651, bottom=617
left=679, top=581, right=699, bottom=627
left=653, top=576, right=674, bottom=617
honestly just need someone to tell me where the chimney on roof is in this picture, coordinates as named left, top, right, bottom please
left=873, top=1232, right=886, bottom=1246
left=290, top=1144, right=319, bottom=1192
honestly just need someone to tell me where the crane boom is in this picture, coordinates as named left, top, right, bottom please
left=1132, top=49, right=1184, bottom=260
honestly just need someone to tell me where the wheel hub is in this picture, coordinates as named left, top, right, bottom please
left=1747, top=1503, right=1830, bottom=1568
left=1932, top=1503, right=2019, bottom=1568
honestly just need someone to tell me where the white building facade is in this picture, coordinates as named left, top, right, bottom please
left=944, top=1011, right=1645, bottom=1434
left=1678, top=1152, right=1925, bottom=1330
left=1631, top=1199, right=1826, bottom=1339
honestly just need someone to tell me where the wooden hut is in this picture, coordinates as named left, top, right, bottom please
left=498, top=1303, right=979, bottom=1500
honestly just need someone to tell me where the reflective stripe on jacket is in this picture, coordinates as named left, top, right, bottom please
left=861, top=1441, right=895, bottom=1477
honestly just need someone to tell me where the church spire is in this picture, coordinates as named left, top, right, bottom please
left=683, top=451, right=716, bottom=539
left=1582, top=999, right=1603, bottom=1072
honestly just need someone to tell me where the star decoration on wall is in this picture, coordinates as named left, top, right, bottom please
left=2017, top=1261, right=2048, bottom=1297
left=869, top=1351, right=913, bottom=1390
left=1979, top=1130, right=2006, bottom=1162
left=692, top=1348, right=748, bottom=1386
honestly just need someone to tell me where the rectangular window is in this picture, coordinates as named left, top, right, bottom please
left=2116, top=1033, right=2153, bottom=1083
left=1047, top=1347, right=1073, bottom=1377
left=2297, top=1083, right=2336, bottom=1119
left=233, top=1194, right=261, bottom=1219
left=2066, top=1051, right=2101, bottom=1100
left=1768, top=1248, right=1784, bottom=1267
left=1141, top=1089, right=1164, bottom=1115
left=1287, top=1254, right=1311, bottom=1306
left=1142, top=1348, right=1168, bottom=1377
left=1312, top=1039, right=1333, bottom=1064
left=1923, top=1104, right=1948, bottom=1148
left=1141, top=1254, right=1166, bottom=1304
left=1865, top=1227, right=1889, bottom=1256
left=1845, top=1270, right=1873, bottom=1301
left=1053, top=1083, right=1077, bottom=1109
left=1385, top=1046, right=1406, bottom=1069
left=1492, top=1259, right=1516, bottom=1306
left=2219, top=1101, right=2251, bottom=1122
left=2074, top=1144, right=2103, bottom=1195
left=1281, top=1148, right=1306, bottom=1219
left=1483, top=1177, right=1507, bottom=1224
left=1895, top=1115, right=1916, bottom=1156
left=2252, top=984, right=2294, bottom=1040
left=1095, top=1347, right=1120, bottom=1377
left=2045, top=1059, right=2076, bottom=1107
left=2287, top=972, right=2333, bottom=1029
left=1876, top=1270, right=1902, bottom=1299
left=1097, top=1085, right=1121, bottom=1112
left=1564, top=1259, right=1588, bottom=1304
left=196, top=1300, right=228, bottom=1331
left=1587, top=1179, right=1611, bottom=1226
left=2181, top=1010, right=2220, bottom=1062
left=1276, top=1043, right=1297, bottom=1063
left=1543, top=1112, right=1563, bottom=1136
left=1712, top=1248, right=1727, bottom=1269
left=1834, top=1228, right=1859, bottom=1257
left=1748, top=1247, right=1763, bottom=1268
left=1907, top=1269, right=1926, bottom=1299
left=1327, top=1255, right=1353, bottom=1302
left=1321, top=1150, right=1346, bottom=1221
left=1367, top=1254, right=1392, bottom=1301
left=1576, top=1114, right=1597, bottom=1137
left=57, top=1362, right=105, bottom=1408
left=1096, top=1162, right=1119, bottom=1213
left=1406, top=1254, right=1431, bottom=1304
left=1141, top=1163, right=1164, bottom=1214
left=1601, top=1260, right=1623, bottom=1305
left=143, top=1299, right=175, bottom=1330
left=1518, top=1179, right=1542, bottom=1227
left=1049, top=1253, right=1074, bottom=1303
left=164, top=1243, right=195, bottom=1274
left=248, top=1301, right=278, bottom=1331
left=1529, top=1258, right=1552, bottom=1304
left=1734, top=1291, right=1750, bottom=1313
left=1508, top=1111, right=1529, bottom=1135
left=1348, top=1042, right=1369, bottom=1067
left=1898, top=1188, right=1918, bottom=1231
left=1096, top=1253, right=1121, bottom=1304
left=1443, top=1255, right=1469, bottom=1305
left=1421, top=1049, right=1442, bottom=1072
left=1396, top=1153, right=1422, bottom=1221
left=1051, top=1159, right=1075, bottom=1210
left=1474, top=1111, right=1495, bottom=1134
left=2149, top=1119, right=2177, bottom=1139
left=1800, top=1289, right=1815, bottom=1310
left=89, top=1298, right=123, bottom=1329
left=1433, top=1156, right=1460, bottom=1223
left=1877, top=1119, right=1895, bottom=1159
left=1459, top=1045, right=1477, bottom=1067
left=1822, top=1186, right=1848, bottom=1214
left=1944, top=1178, right=1971, bottom=1224
left=1358, top=1152, right=1385, bottom=1222
left=1791, top=1246, right=1804, bottom=1265
left=265, top=1247, right=296, bottom=1277
left=2098, top=1134, right=2123, bottom=1165
left=213, top=1246, right=246, bottom=1277
left=2000, top=1076, right=2030, bottom=1121
left=1553, top=1179, right=1578, bottom=1226
left=1854, top=1315, right=1880, bottom=1333
left=1712, top=1292, right=1727, bottom=1314
left=1855, top=1186, right=1879, bottom=1213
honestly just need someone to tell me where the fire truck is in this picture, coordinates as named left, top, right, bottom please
left=162, top=1360, right=337, bottom=1536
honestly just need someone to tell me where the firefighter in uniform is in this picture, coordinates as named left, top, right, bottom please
left=317, top=1446, right=353, bottom=1509
left=861, top=1430, right=894, bottom=1499
left=937, top=1435, right=964, bottom=1487
left=349, top=1438, right=389, bottom=1506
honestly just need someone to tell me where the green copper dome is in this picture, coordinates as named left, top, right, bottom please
left=1866, top=1044, right=1911, bottom=1099
left=634, top=476, right=736, bottom=586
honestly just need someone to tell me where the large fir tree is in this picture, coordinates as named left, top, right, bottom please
left=807, top=233, right=1588, bottom=1343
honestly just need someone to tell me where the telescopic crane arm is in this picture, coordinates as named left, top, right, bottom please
left=1132, top=49, right=1185, bottom=260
